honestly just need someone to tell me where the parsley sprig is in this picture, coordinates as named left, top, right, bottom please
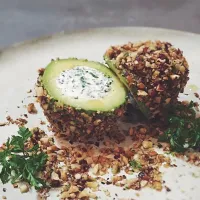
left=0, top=127, right=48, bottom=189
left=159, top=101, right=200, bottom=152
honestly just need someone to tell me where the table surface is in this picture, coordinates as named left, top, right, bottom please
left=0, top=0, right=200, bottom=48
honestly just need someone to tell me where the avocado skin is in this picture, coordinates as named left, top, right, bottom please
left=36, top=59, right=127, bottom=143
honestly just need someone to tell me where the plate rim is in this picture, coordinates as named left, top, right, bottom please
left=1, top=26, right=200, bottom=54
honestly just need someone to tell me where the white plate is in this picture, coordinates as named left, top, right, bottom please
left=0, top=27, right=200, bottom=200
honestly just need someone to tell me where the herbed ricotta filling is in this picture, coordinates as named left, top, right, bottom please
left=56, top=66, right=113, bottom=100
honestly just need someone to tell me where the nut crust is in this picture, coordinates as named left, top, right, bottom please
left=105, top=41, right=189, bottom=118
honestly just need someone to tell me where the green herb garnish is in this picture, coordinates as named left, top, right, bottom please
left=0, top=127, right=48, bottom=189
left=80, top=76, right=85, bottom=88
left=129, top=160, right=142, bottom=169
left=159, top=101, right=200, bottom=152
left=89, top=72, right=98, bottom=78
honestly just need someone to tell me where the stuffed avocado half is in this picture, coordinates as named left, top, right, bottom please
left=37, top=58, right=127, bottom=142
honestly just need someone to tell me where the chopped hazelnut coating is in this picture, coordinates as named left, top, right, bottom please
left=104, top=41, right=189, bottom=118
left=26, top=127, right=176, bottom=199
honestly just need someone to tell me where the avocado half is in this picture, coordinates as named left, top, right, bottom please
left=37, top=58, right=127, bottom=142
left=104, top=41, right=189, bottom=119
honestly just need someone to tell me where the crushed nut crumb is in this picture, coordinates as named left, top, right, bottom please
left=27, top=103, right=38, bottom=114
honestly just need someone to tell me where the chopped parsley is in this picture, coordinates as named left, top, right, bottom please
left=80, top=76, right=86, bottom=88
left=89, top=72, right=98, bottom=78
left=159, top=101, right=200, bottom=152
left=0, top=127, right=48, bottom=189
left=129, top=160, right=142, bottom=169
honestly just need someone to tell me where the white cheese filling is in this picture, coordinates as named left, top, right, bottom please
left=56, top=66, right=113, bottom=100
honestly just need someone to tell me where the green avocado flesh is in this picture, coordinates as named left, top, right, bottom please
left=104, top=56, right=128, bottom=88
left=42, top=58, right=127, bottom=112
